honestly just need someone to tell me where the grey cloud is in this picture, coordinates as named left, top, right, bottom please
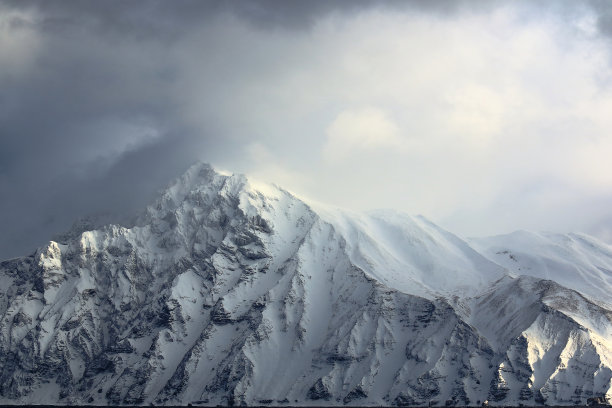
left=4, top=0, right=610, bottom=37
left=591, top=0, right=612, bottom=39
left=2, top=0, right=612, bottom=259
left=0, top=2, right=213, bottom=258
left=3, top=0, right=498, bottom=38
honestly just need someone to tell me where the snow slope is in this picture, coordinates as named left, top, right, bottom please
left=470, top=231, right=612, bottom=308
left=0, top=162, right=610, bottom=406
left=311, top=205, right=506, bottom=298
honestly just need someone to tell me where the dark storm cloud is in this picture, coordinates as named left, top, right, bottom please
left=2, top=0, right=612, bottom=259
left=591, top=0, right=612, bottom=39
left=0, top=0, right=236, bottom=258
left=3, top=0, right=503, bottom=38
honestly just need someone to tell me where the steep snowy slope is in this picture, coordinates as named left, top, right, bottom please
left=0, top=163, right=610, bottom=406
left=311, top=206, right=506, bottom=298
left=463, top=275, right=612, bottom=405
left=470, top=231, right=612, bottom=308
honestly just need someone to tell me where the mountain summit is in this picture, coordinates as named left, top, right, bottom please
left=1, top=163, right=611, bottom=406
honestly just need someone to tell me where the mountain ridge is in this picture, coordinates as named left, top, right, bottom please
left=0, top=162, right=610, bottom=406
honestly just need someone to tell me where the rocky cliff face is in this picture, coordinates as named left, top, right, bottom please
left=0, top=163, right=611, bottom=406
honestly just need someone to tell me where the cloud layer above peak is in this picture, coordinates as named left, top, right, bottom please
left=2, top=0, right=612, bottom=258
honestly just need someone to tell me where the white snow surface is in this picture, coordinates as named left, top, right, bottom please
left=470, top=231, right=612, bottom=308
left=310, top=203, right=506, bottom=298
left=0, top=162, right=610, bottom=406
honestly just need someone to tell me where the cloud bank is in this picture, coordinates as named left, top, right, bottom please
left=2, top=0, right=612, bottom=258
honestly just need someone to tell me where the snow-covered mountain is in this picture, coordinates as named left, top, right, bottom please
left=0, top=162, right=611, bottom=406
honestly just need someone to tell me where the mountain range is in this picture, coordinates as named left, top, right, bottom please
left=1, top=162, right=611, bottom=406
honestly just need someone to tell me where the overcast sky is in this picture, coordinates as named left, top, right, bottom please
left=2, top=0, right=612, bottom=258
